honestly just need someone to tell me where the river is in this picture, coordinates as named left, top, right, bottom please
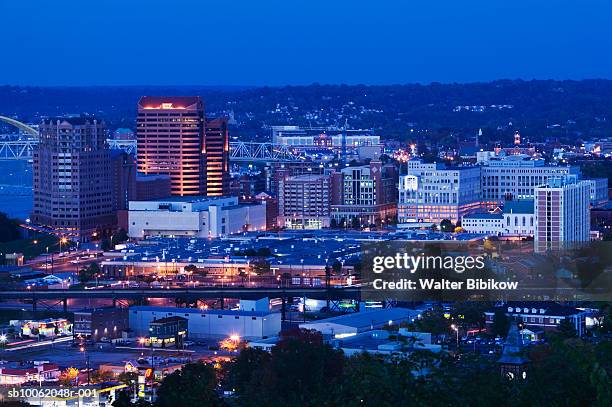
left=0, top=160, right=33, bottom=220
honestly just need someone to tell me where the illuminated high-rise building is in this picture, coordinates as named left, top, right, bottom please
left=32, top=116, right=114, bottom=240
left=534, top=175, right=590, bottom=252
left=204, top=118, right=230, bottom=196
left=137, top=96, right=205, bottom=196
left=137, top=96, right=229, bottom=196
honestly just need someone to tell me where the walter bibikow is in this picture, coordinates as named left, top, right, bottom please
left=373, top=278, right=518, bottom=291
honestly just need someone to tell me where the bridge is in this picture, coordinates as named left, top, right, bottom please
left=0, top=286, right=361, bottom=301
left=0, top=116, right=303, bottom=162
left=0, top=115, right=38, bottom=136
left=0, top=286, right=362, bottom=313
left=229, top=141, right=303, bottom=162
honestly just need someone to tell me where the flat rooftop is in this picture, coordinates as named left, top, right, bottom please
left=104, top=230, right=485, bottom=267
left=129, top=305, right=273, bottom=317
left=300, top=308, right=420, bottom=330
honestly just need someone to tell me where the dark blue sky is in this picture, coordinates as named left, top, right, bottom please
left=2, top=0, right=611, bottom=86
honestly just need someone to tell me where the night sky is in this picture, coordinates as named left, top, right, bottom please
left=2, top=0, right=611, bottom=86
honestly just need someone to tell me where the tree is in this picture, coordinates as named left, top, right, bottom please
left=329, top=353, right=419, bottom=406
left=90, top=369, right=113, bottom=383
left=557, top=318, right=577, bottom=339
left=453, top=302, right=489, bottom=327
left=183, top=264, right=198, bottom=274
left=112, top=228, right=129, bottom=245
left=440, top=219, right=455, bottom=232
left=58, top=367, right=79, bottom=386
left=351, top=216, right=361, bottom=229
left=0, top=212, right=21, bottom=243
left=492, top=308, right=510, bottom=337
left=111, top=390, right=133, bottom=407
left=79, top=262, right=101, bottom=283
left=231, top=330, right=344, bottom=406
left=0, top=402, right=32, bottom=407
left=416, top=308, right=450, bottom=336
left=250, top=258, right=270, bottom=275
left=155, top=362, right=223, bottom=407
left=226, top=347, right=271, bottom=393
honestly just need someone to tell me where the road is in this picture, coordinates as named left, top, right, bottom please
left=3, top=336, right=73, bottom=352
left=0, top=286, right=362, bottom=301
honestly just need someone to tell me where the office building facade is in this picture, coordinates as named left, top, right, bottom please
left=480, top=155, right=579, bottom=205
left=137, top=96, right=205, bottom=196
left=398, top=159, right=481, bottom=224
left=534, top=176, right=590, bottom=251
left=203, top=118, right=230, bottom=196
left=278, top=174, right=331, bottom=229
left=32, top=116, right=115, bottom=240
left=128, top=196, right=266, bottom=239
left=330, top=161, right=398, bottom=226
left=137, top=96, right=229, bottom=197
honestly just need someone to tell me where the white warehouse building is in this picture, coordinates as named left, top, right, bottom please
left=299, top=308, right=421, bottom=337
left=129, top=305, right=281, bottom=340
left=128, top=196, right=266, bottom=239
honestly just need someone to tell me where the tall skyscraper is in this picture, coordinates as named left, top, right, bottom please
left=534, top=175, right=590, bottom=252
left=204, top=118, right=230, bottom=196
left=136, top=96, right=229, bottom=196
left=137, top=96, right=205, bottom=196
left=32, top=116, right=114, bottom=240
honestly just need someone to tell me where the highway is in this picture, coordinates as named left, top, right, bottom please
left=0, top=286, right=362, bottom=301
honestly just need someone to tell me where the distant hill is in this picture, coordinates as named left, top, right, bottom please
left=1, top=79, right=611, bottom=144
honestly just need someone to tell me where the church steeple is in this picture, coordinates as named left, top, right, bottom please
left=498, top=320, right=530, bottom=380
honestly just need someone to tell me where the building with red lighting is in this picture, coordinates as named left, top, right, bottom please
left=137, top=96, right=205, bottom=196
left=204, top=118, right=230, bottom=196
left=137, top=96, right=229, bottom=197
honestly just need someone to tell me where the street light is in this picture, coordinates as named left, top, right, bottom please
left=451, top=324, right=459, bottom=348
left=80, top=345, right=90, bottom=384
left=60, top=237, right=68, bottom=254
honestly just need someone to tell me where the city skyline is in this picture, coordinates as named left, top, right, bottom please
left=0, top=2, right=610, bottom=405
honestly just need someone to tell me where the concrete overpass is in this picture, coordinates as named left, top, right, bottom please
left=0, top=286, right=362, bottom=302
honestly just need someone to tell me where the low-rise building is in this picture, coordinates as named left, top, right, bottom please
left=461, top=200, right=535, bottom=237
left=299, top=308, right=421, bottom=337
left=484, top=302, right=588, bottom=336
left=129, top=305, right=281, bottom=340
left=128, top=196, right=266, bottom=239
left=461, top=213, right=504, bottom=235
left=19, top=318, right=72, bottom=338
left=330, top=329, right=441, bottom=357
left=73, top=307, right=129, bottom=341
left=501, top=200, right=535, bottom=236
left=0, top=362, right=60, bottom=385
left=147, top=316, right=188, bottom=348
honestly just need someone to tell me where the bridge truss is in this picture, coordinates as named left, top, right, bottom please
left=0, top=116, right=303, bottom=162
left=229, top=141, right=303, bottom=162
left=0, top=140, right=38, bottom=160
